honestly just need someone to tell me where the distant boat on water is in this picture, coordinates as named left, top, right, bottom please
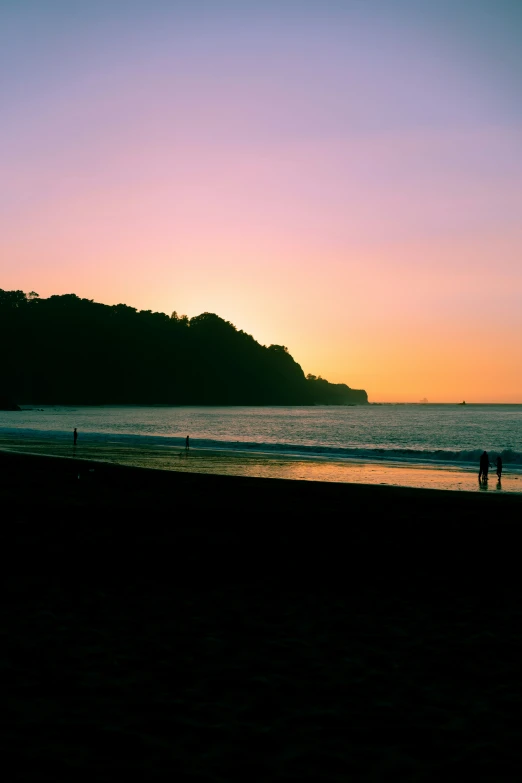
left=459, top=400, right=466, bottom=405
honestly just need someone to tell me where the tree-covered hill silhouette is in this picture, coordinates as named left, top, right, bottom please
left=0, top=289, right=368, bottom=406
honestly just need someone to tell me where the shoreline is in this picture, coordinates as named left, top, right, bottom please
left=4, top=448, right=522, bottom=585
left=1, top=441, right=520, bottom=494
left=3, top=446, right=521, bottom=504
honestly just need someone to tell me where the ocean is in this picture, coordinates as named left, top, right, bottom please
left=1, top=404, right=521, bottom=493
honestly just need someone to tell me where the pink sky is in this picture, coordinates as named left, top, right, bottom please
left=2, top=1, right=521, bottom=401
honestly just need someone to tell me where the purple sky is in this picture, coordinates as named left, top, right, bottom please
left=2, top=1, right=521, bottom=400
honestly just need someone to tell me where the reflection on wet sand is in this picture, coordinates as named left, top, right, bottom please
left=1, top=438, right=521, bottom=493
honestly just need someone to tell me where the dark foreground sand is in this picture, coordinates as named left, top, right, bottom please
left=4, top=451, right=522, bottom=781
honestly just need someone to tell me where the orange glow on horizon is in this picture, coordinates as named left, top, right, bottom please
left=2, top=2, right=521, bottom=403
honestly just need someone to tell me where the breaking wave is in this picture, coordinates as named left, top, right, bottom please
left=1, top=427, right=521, bottom=472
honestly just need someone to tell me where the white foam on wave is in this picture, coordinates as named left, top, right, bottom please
left=1, top=427, right=521, bottom=472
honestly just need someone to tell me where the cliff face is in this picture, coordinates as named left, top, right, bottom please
left=306, top=378, right=368, bottom=405
left=0, top=289, right=368, bottom=405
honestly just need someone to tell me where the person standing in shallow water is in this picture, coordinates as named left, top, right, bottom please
left=496, top=455, right=503, bottom=481
left=185, top=435, right=190, bottom=451
left=73, top=428, right=78, bottom=446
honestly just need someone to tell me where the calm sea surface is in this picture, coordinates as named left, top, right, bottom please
left=1, top=404, right=521, bottom=492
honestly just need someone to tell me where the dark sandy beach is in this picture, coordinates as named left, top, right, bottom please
left=4, top=450, right=522, bottom=781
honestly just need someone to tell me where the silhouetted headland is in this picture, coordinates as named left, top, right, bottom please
left=0, top=288, right=368, bottom=405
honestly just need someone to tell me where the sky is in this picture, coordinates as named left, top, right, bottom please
left=1, top=0, right=521, bottom=402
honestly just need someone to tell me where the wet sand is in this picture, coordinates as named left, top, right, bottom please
left=2, top=436, right=520, bottom=493
left=4, top=450, right=522, bottom=781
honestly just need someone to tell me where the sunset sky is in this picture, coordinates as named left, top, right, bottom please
left=2, top=0, right=521, bottom=402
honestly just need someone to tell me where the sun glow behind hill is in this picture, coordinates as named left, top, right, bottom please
left=1, top=1, right=521, bottom=402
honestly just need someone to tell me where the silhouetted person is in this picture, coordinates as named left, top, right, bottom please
left=479, top=450, right=489, bottom=481
left=185, top=435, right=190, bottom=451
left=496, top=455, right=503, bottom=481
left=73, top=428, right=78, bottom=446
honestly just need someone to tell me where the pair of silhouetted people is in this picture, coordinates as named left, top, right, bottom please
left=479, top=451, right=503, bottom=483
left=73, top=428, right=78, bottom=446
